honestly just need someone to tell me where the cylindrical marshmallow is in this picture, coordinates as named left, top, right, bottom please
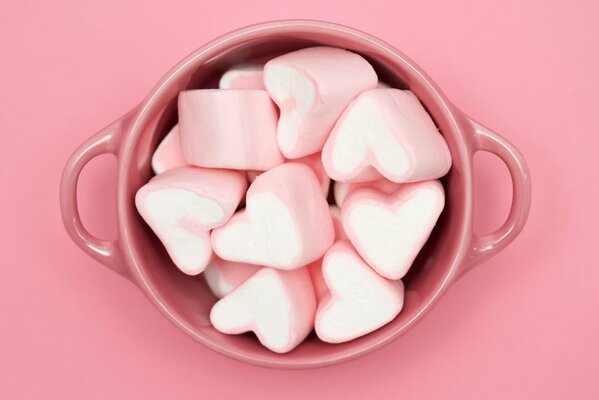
left=178, top=89, right=284, bottom=171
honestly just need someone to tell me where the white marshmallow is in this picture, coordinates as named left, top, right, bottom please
left=210, top=267, right=316, bottom=353
left=212, top=163, right=334, bottom=270
left=264, top=46, right=378, bottom=158
left=322, top=89, right=452, bottom=183
left=342, top=181, right=445, bottom=279
left=315, top=241, right=405, bottom=343
left=135, top=167, right=247, bottom=275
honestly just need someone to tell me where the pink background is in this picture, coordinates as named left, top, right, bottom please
left=1, top=0, right=597, bottom=398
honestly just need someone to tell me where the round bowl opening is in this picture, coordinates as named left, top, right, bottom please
left=121, top=22, right=471, bottom=367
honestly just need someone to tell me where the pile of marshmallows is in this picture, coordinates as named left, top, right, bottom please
left=136, top=47, right=452, bottom=353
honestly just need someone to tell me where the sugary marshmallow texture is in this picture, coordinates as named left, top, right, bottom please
left=204, top=257, right=261, bottom=298
left=322, top=89, right=452, bottom=183
left=334, top=179, right=402, bottom=207
left=212, top=163, right=334, bottom=270
left=264, top=46, right=378, bottom=158
left=135, top=167, right=247, bottom=275
left=342, top=180, right=445, bottom=279
left=151, top=125, right=187, bottom=174
left=210, top=267, right=316, bottom=353
left=219, top=64, right=265, bottom=90
left=315, top=241, right=405, bottom=343
left=178, top=89, right=284, bottom=170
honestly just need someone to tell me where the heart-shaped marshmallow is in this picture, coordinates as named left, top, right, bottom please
left=204, top=257, right=261, bottom=298
left=135, top=167, right=247, bottom=275
left=212, top=163, right=334, bottom=270
left=178, top=89, right=284, bottom=170
left=315, top=241, right=405, bottom=343
left=342, top=180, right=445, bottom=279
left=210, top=267, right=316, bottom=353
left=219, top=64, right=265, bottom=89
left=334, top=179, right=402, bottom=207
left=246, top=153, right=331, bottom=196
left=322, top=89, right=452, bottom=183
left=264, top=46, right=378, bottom=159
left=151, top=125, right=188, bottom=174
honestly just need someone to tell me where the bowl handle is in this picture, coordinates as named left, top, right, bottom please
left=460, top=117, right=532, bottom=276
left=60, top=117, right=129, bottom=278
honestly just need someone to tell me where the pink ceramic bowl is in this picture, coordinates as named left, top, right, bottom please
left=60, top=20, right=531, bottom=368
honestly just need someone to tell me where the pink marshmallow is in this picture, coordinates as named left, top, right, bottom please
left=342, top=180, right=445, bottom=279
left=210, top=267, right=316, bottom=353
left=135, top=167, right=247, bottom=275
left=204, top=257, right=261, bottom=298
left=218, top=64, right=265, bottom=89
left=322, top=89, right=452, bottom=183
left=211, top=163, right=334, bottom=270
left=315, top=240, right=405, bottom=344
left=151, top=125, right=187, bottom=174
left=178, top=89, right=284, bottom=170
left=334, top=179, right=402, bottom=207
left=246, top=153, right=331, bottom=196
left=264, top=46, right=378, bottom=158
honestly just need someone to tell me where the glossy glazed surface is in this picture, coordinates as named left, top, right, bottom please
left=60, top=21, right=530, bottom=368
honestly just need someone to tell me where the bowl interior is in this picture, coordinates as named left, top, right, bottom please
left=122, top=25, right=469, bottom=367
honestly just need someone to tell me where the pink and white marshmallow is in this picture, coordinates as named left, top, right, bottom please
left=334, top=179, right=402, bottom=207
left=315, top=241, right=405, bottom=343
left=264, top=46, right=378, bottom=158
left=178, top=89, right=284, bottom=170
left=135, top=167, right=247, bottom=275
left=151, top=125, right=187, bottom=174
left=218, top=64, right=265, bottom=90
left=212, top=163, right=334, bottom=270
left=204, top=257, right=261, bottom=298
left=322, top=89, right=452, bottom=183
left=210, top=267, right=316, bottom=353
left=342, top=180, right=445, bottom=280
